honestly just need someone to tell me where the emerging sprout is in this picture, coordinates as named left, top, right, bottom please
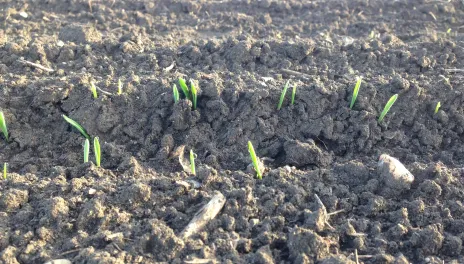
left=90, top=81, right=98, bottom=99
left=84, top=138, right=90, bottom=163
left=190, top=149, right=196, bottom=175
left=447, top=28, right=452, bottom=34
left=191, top=82, right=198, bottom=110
left=3, top=162, right=6, bottom=180
left=178, top=78, right=190, bottom=99
left=173, top=84, right=180, bottom=103
left=0, top=111, right=8, bottom=141
left=277, top=80, right=290, bottom=110
left=378, top=94, right=398, bottom=123
left=62, top=115, right=90, bottom=140
left=117, top=78, right=123, bottom=95
left=350, top=77, right=362, bottom=109
left=248, top=141, right=262, bottom=179
left=291, top=83, right=297, bottom=105
left=434, top=102, right=441, bottom=114
left=94, top=137, right=101, bottom=167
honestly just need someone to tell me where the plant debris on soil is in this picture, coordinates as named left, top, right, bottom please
left=1, top=0, right=464, bottom=263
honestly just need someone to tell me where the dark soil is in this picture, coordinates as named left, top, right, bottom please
left=1, top=0, right=464, bottom=263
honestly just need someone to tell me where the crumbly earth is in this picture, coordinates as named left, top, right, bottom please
left=1, top=0, right=464, bottom=263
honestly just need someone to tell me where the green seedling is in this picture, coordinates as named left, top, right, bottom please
left=435, top=102, right=441, bottom=114
left=350, top=77, right=362, bottom=109
left=190, top=149, right=196, bottom=175
left=178, top=78, right=190, bottom=99
left=173, top=84, right=180, bottom=103
left=291, top=83, right=297, bottom=105
left=0, top=111, right=8, bottom=141
left=248, top=141, right=262, bottom=179
left=94, top=137, right=101, bottom=167
left=117, top=78, right=123, bottom=95
left=84, top=138, right=90, bottom=163
left=3, top=163, right=6, bottom=180
left=277, top=81, right=290, bottom=110
left=369, top=30, right=375, bottom=39
left=378, top=94, right=398, bottom=123
left=90, top=81, right=98, bottom=99
left=447, top=28, right=452, bottom=34
left=191, top=82, right=198, bottom=110
left=62, top=115, right=90, bottom=140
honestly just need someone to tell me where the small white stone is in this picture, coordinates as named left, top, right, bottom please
left=88, top=188, right=96, bottom=195
left=57, top=40, right=64, bottom=47
left=378, top=154, right=414, bottom=190
left=19, top=12, right=28, bottom=18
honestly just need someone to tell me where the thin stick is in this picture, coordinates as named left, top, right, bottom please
left=355, top=249, right=359, bottom=264
left=96, top=86, right=113, bottom=96
left=327, top=209, right=345, bottom=216
left=18, top=59, right=54, bottom=72
left=281, top=69, right=312, bottom=80
left=445, top=68, right=464, bottom=72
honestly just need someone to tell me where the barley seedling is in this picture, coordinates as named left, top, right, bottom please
left=447, top=28, right=452, bottom=34
left=90, top=81, right=98, bottom=99
left=378, top=94, right=398, bottom=123
left=190, top=149, right=196, bottom=175
left=291, top=83, right=297, bottom=105
left=277, top=81, right=290, bottom=110
left=84, top=138, right=90, bottom=163
left=178, top=78, right=190, bottom=99
left=350, top=77, right=362, bottom=109
left=0, top=111, right=8, bottom=142
left=173, top=84, right=180, bottom=103
left=62, top=115, right=90, bottom=140
left=191, top=82, right=198, bottom=110
left=117, top=78, right=123, bottom=95
left=3, top=163, right=6, bottom=180
left=94, top=137, right=101, bottom=167
left=248, top=141, right=262, bottom=179
left=434, top=102, right=441, bottom=114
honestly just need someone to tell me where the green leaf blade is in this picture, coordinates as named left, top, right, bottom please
left=248, top=141, right=262, bottom=179
left=378, top=94, right=398, bottom=123
left=94, top=137, right=101, bottom=167
left=173, top=84, right=180, bottom=103
left=291, top=83, right=297, bottom=105
left=191, top=82, right=197, bottom=110
left=0, top=111, right=8, bottom=141
left=277, top=81, right=290, bottom=110
left=434, top=102, right=441, bottom=114
left=190, top=149, right=196, bottom=175
left=350, top=77, right=362, bottom=109
left=178, top=78, right=190, bottom=99
left=62, top=115, right=90, bottom=140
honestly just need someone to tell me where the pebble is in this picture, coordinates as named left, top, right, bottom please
left=378, top=154, right=414, bottom=190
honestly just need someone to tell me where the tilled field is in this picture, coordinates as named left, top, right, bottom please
left=1, top=0, right=464, bottom=263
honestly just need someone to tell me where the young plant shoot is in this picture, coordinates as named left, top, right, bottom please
left=94, top=137, right=101, bottom=167
left=277, top=81, right=290, bottom=110
left=84, top=138, right=90, bottom=163
left=434, top=102, right=441, bottom=114
left=3, top=163, right=6, bottom=180
left=350, top=77, right=362, bottom=109
left=191, top=82, right=198, bottom=110
left=90, top=81, right=98, bottom=99
left=378, top=94, right=398, bottom=123
left=190, top=149, right=196, bottom=175
left=117, top=78, right=123, bottom=95
left=0, top=111, right=8, bottom=142
left=291, top=83, right=297, bottom=105
left=248, top=141, right=262, bottom=179
left=178, top=78, right=190, bottom=99
left=173, top=84, right=180, bottom=103
left=62, top=115, right=90, bottom=140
